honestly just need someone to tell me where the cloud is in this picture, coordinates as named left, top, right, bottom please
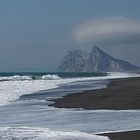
left=72, top=17, right=140, bottom=45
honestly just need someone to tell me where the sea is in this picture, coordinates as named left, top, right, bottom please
left=0, top=72, right=140, bottom=140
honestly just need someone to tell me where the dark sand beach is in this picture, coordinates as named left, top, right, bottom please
left=49, top=77, right=140, bottom=110
left=49, top=77, right=140, bottom=140
left=101, top=130, right=140, bottom=140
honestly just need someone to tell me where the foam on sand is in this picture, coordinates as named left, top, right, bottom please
left=0, top=127, right=109, bottom=140
left=0, top=72, right=139, bottom=106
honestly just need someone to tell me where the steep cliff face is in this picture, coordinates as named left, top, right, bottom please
left=86, top=46, right=140, bottom=72
left=58, top=49, right=89, bottom=72
left=58, top=46, right=140, bottom=72
left=86, top=46, right=114, bottom=72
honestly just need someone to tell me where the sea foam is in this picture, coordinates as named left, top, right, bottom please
left=0, top=72, right=139, bottom=106
left=0, top=127, right=109, bottom=140
left=42, top=74, right=61, bottom=80
left=0, top=74, right=61, bottom=81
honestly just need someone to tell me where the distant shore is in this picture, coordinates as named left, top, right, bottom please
left=49, top=77, right=140, bottom=110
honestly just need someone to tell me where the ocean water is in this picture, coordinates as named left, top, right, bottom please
left=0, top=72, right=140, bottom=140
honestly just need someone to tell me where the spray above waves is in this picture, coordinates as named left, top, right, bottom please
left=0, top=74, right=61, bottom=81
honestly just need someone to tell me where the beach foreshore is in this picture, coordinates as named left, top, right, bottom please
left=49, top=77, right=140, bottom=110
left=101, top=130, right=140, bottom=140
left=49, top=77, right=140, bottom=140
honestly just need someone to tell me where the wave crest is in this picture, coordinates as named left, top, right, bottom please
left=42, top=74, right=61, bottom=80
left=0, top=74, right=61, bottom=81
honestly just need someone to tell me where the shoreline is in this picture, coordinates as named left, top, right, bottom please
left=49, top=77, right=140, bottom=139
left=49, top=77, right=140, bottom=110
left=100, top=130, right=140, bottom=140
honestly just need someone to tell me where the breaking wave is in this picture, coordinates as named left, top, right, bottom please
left=0, top=74, right=61, bottom=81
left=42, top=74, right=61, bottom=80
left=0, top=72, right=139, bottom=106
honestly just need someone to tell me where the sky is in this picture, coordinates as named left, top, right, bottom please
left=0, top=0, right=140, bottom=72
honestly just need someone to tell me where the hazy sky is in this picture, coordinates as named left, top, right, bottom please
left=0, top=0, right=140, bottom=72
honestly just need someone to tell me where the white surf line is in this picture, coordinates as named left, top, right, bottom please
left=58, top=108, right=140, bottom=112
left=0, top=72, right=139, bottom=106
left=0, top=126, right=110, bottom=140
left=94, top=128, right=140, bottom=135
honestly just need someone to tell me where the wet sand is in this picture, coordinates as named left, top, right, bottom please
left=49, top=77, right=140, bottom=140
left=49, top=77, right=140, bottom=110
left=101, top=130, right=140, bottom=140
